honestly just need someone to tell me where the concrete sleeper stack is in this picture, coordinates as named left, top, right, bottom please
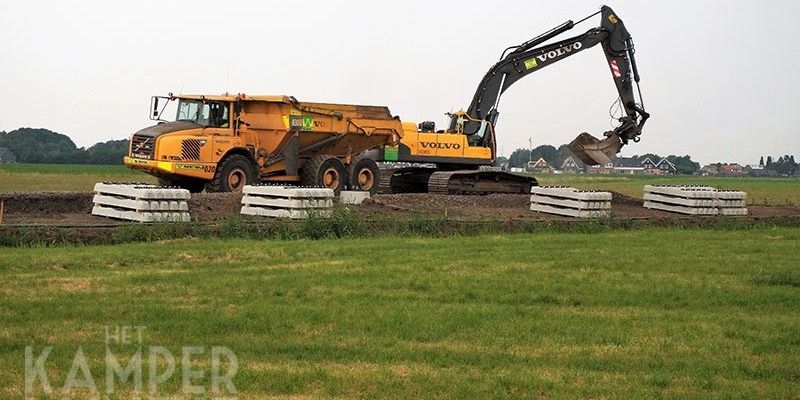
left=240, top=185, right=334, bottom=219
left=530, top=186, right=612, bottom=218
left=91, top=183, right=191, bottom=222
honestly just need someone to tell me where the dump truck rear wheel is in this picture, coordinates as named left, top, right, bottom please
left=206, top=155, right=256, bottom=193
left=302, top=155, right=347, bottom=195
left=348, top=156, right=379, bottom=195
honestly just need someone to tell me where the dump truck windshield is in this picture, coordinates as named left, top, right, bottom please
left=175, top=99, right=229, bottom=128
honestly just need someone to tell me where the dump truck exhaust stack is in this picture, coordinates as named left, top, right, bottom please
left=567, top=131, right=623, bottom=166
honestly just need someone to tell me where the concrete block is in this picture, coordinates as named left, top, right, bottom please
left=243, top=185, right=334, bottom=198
left=93, top=183, right=190, bottom=200
left=644, top=201, right=718, bottom=215
left=643, top=193, right=718, bottom=208
left=240, top=206, right=332, bottom=219
left=529, top=203, right=610, bottom=218
left=530, top=186, right=612, bottom=201
left=719, top=208, right=748, bottom=216
left=339, top=191, right=371, bottom=205
left=242, top=196, right=333, bottom=209
left=644, top=185, right=717, bottom=199
left=530, top=195, right=611, bottom=210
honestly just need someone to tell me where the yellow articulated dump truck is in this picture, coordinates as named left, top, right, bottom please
left=124, top=94, right=402, bottom=194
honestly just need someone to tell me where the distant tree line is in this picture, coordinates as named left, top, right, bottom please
left=506, top=145, right=572, bottom=169
left=0, top=128, right=128, bottom=164
left=762, top=155, right=797, bottom=176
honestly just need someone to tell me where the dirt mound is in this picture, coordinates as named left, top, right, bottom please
left=360, top=193, right=532, bottom=219
left=187, top=192, right=243, bottom=221
left=0, top=192, right=93, bottom=214
left=0, top=191, right=245, bottom=223
left=611, top=191, right=643, bottom=206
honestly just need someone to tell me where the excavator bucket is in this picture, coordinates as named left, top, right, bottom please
left=567, top=132, right=623, bottom=166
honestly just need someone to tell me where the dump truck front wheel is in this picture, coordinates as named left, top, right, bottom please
left=302, top=155, right=347, bottom=195
left=206, top=154, right=257, bottom=192
left=348, top=156, right=379, bottom=195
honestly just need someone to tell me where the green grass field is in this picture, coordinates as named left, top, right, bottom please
left=0, top=163, right=156, bottom=192
left=1, top=163, right=799, bottom=205
left=2, top=228, right=799, bottom=398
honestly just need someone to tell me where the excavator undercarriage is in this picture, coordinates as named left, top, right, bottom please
left=379, top=167, right=536, bottom=195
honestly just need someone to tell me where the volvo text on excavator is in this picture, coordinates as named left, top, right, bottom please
left=372, top=5, right=649, bottom=194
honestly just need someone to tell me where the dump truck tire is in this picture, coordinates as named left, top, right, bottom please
left=205, top=154, right=257, bottom=192
left=302, top=155, right=347, bottom=195
left=348, top=156, right=379, bottom=195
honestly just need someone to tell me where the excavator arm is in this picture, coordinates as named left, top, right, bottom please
left=452, top=5, right=649, bottom=165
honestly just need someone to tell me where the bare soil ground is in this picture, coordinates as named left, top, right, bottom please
left=1, top=191, right=798, bottom=226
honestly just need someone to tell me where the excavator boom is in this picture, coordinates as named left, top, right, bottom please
left=456, top=5, right=649, bottom=165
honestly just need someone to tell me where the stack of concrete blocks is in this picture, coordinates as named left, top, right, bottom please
left=240, top=185, right=334, bottom=219
left=715, top=190, right=749, bottom=216
left=91, top=183, right=191, bottom=222
left=530, top=186, right=612, bottom=218
left=643, top=185, right=747, bottom=216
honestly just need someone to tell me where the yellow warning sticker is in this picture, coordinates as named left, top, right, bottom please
left=157, top=161, right=175, bottom=173
left=524, top=58, right=538, bottom=70
left=608, top=14, right=618, bottom=24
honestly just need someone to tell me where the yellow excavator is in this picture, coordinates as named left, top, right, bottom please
left=124, top=5, right=647, bottom=195
left=370, top=5, right=649, bottom=194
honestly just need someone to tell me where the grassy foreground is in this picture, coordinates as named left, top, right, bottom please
left=1, top=228, right=799, bottom=398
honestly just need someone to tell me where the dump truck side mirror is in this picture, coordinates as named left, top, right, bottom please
left=150, top=96, right=159, bottom=120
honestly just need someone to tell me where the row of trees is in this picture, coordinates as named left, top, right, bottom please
left=503, top=145, right=573, bottom=169
left=761, top=155, right=797, bottom=176
left=0, top=128, right=128, bottom=165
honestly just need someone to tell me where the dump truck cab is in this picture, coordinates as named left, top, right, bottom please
left=124, top=94, right=403, bottom=194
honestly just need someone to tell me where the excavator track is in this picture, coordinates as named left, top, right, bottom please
left=428, top=171, right=453, bottom=194
left=428, top=170, right=537, bottom=195
left=378, top=167, right=436, bottom=194
left=380, top=167, right=537, bottom=195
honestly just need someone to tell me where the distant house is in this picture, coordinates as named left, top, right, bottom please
left=527, top=157, right=554, bottom=174
left=656, top=158, right=678, bottom=175
left=720, top=163, right=744, bottom=177
left=744, top=165, right=776, bottom=177
left=559, top=156, right=584, bottom=174
left=612, top=157, right=645, bottom=174
left=0, top=147, right=16, bottom=163
left=700, top=163, right=720, bottom=176
left=586, top=162, right=614, bottom=174
left=641, top=157, right=659, bottom=174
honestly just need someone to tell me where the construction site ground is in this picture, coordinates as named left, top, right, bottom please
left=2, top=191, right=799, bottom=226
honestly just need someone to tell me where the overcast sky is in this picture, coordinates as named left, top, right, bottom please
left=1, top=0, right=798, bottom=165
